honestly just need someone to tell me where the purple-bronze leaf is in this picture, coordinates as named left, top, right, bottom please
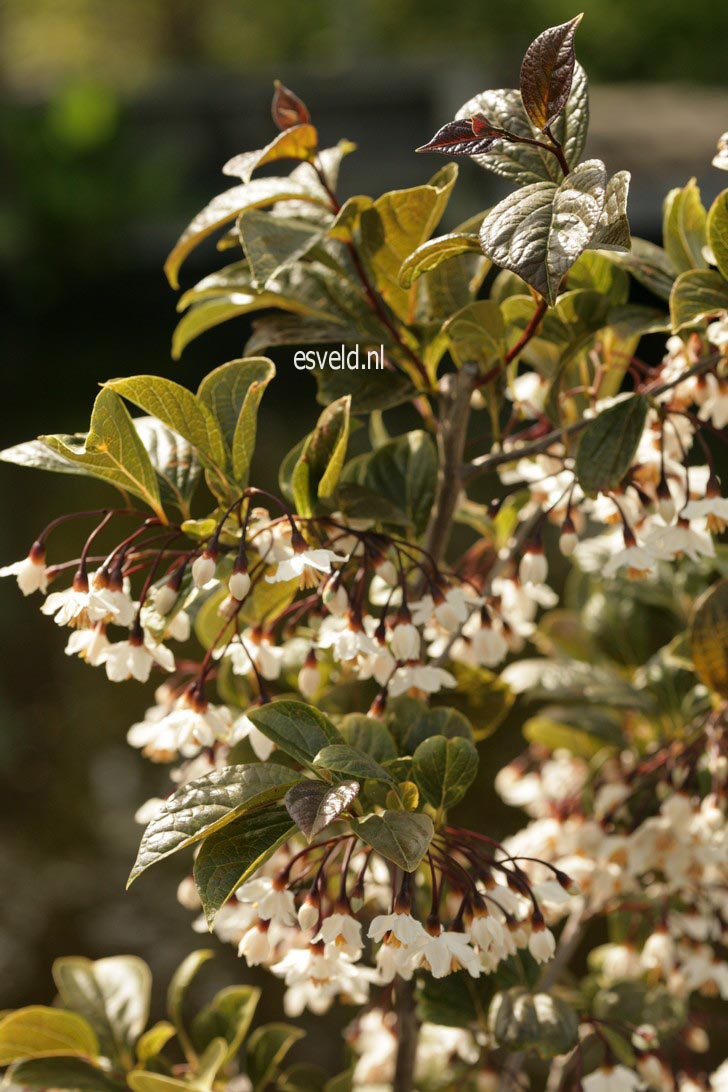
left=417, top=115, right=510, bottom=156
left=519, top=14, right=583, bottom=132
left=271, top=80, right=311, bottom=131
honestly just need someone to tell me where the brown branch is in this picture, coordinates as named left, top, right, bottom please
left=464, top=352, right=720, bottom=484
left=393, top=977, right=419, bottom=1092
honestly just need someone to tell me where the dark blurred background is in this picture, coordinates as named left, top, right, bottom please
left=1, top=0, right=727, bottom=1069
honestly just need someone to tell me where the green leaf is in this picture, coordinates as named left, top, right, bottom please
left=9, top=1057, right=125, bottom=1092
left=662, top=178, right=708, bottom=273
left=315, top=365, right=415, bottom=414
left=417, top=971, right=500, bottom=1028
left=0, top=438, right=100, bottom=478
left=479, top=160, right=607, bottom=305
left=127, top=1073, right=195, bottom=1092
left=166, top=950, right=214, bottom=1063
left=670, top=268, right=728, bottom=331
left=238, top=212, right=323, bottom=288
left=196, top=1038, right=228, bottom=1089
left=355, top=810, right=433, bottom=872
left=575, top=394, right=648, bottom=495
left=523, top=705, right=624, bottom=757
left=164, top=178, right=328, bottom=288
left=246, top=701, right=344, bottom=768
left=222, top=125, right=319, bottom=185
left=328, top=195, right=374, bottom=242
left=519, top=15, right=582, bottom=131
left=41, top=389, right=165, bottom=521
left=129, top=764, right=301, bottom=884
left=52, top=956, right=151, bottom=1063
left=284, top=780, right=360, bottom=840
left=488, top=989, right=579, bottom=1059
left=401, top=706, right=474, bottom=754
left=105, top=376, right=228, bottom=490
left=279, top=1064, right=329, bottom=1092
left=398, top=233, right=483, bottom=288
left=456, top=62, right=589, bottom=186
left=313, top=744, right=395, bottom=784
left=136, top=1022, right=176, bottom=1064
left=606, top=237, right=677, bottom=302
left=196, top=357, right=276, bottom=486
left=443, top=300, right=506, bottom=372
left=434, top=663, right=514, bottom=742
left=246, top=1024, right=305, bottom=1092
left=708, top=189, right=728, bottom=279
left=0, top=1007, right=99, bottom=1065
left=193, top=807, right=296, bottom=925
left=339, top=715, right=398, bottom=762
left=291, top=395, right=351, bottom=515
left=134, top=417, right=201, bottom=516
left=191, top=986, right=260, bottom=1064
left=412, top=735, right=479, bottom=810
left=567, top=251, right=629, bottom=305
left=341, top=431, right=437, bottom=536
left=358, top=164, right=458, bottom=320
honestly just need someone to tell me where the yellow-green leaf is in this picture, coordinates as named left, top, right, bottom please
left=691, top=579, right=728, bottom=698
left=222, top=125, right=319, bottom=184
left=662, top=179, right=708, bottom=274
left=707, top=189, right=728, bottom=281
left=164, top=179, right=329, bottom=289
left=41, top=389, right=165, bottom=521
left=0, top=1008, right=99, bottom=1065
left=358, top=164, right=458, bottom=320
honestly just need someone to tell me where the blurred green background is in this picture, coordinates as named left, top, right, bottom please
left=1, top=0, right=727, bottom=1070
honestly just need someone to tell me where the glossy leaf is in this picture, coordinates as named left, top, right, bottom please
left=456, top=62, right=589, bottom=186
left=194, top=807, right=296, bottom=925
left=662, top=179, right=708, bottom=273
left=479, top=160, right=607, bottom=305
left=313, top=743, right=395, bottom=784
left=315, top=365, right=415, bottom=414
left=339, top=715, right=398, bottom=762
left=400, top=705, right=474, bottom=754
left=246, top=701, right=344, bottom=767
left=398, top=232, right=483, bottom=288
left=129, top=764, right=301, bottom=884
left=0, top=1007, right=99, bottom=1065
left=519, top=15, right=582, bottom=131
left=41, top=389, right=165, bottom=520
left=575, top=394, right=648, bottom=494
left=238, top=212, right=324, bottom=288
left=284, top=779, right=360, bottom=840
left=52, top=956, right=151, bottom=1062
left=416, top=117, right=510, bottom=156
left=222, top=125, right=318, bottom=184
left=670, top=268, right=728, bottom=331
left=164, top=179, right=328, bottom=288
left=355, top=810, right=433, bottom=872
left=412, top=734, right=479, bottom=810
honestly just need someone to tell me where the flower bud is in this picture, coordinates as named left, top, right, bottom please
left=154, top=583, right=178, bottom=616
left=271, top=80, right=310, bottom=130
left=519, top=544, right=548, bottom=585
left=298, top=894, right=320, bottom=932
left=229, top=568, right=251, bottom=601
left=298, top=649, right=321, bottom=699
left=192, top=549, right=217, bottom=587
left=559, top=514, right=578, bottom=557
